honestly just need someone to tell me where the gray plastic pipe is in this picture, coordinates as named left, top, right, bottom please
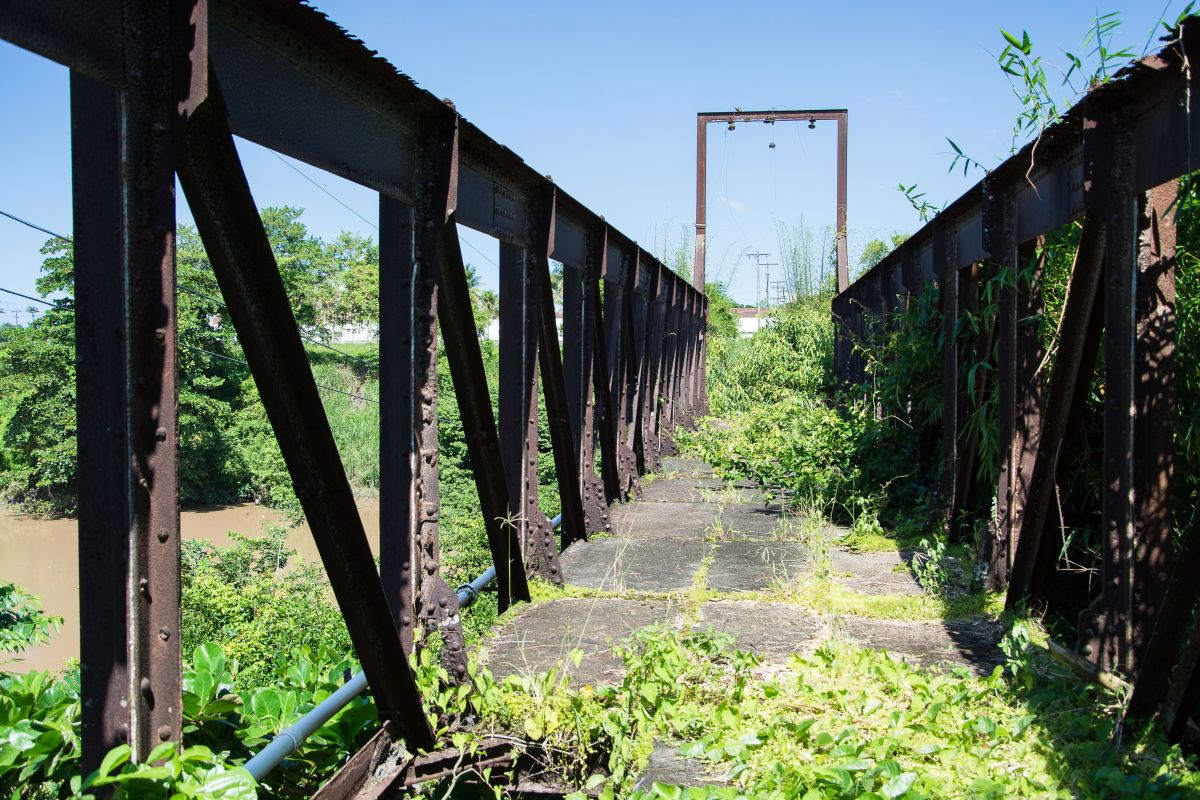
left=243, top=669, right=369, bottom=780
left=242, top=511, right=564, bottom=780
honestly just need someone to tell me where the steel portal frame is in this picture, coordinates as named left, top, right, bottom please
left=694, top=109, right=849, bottom=293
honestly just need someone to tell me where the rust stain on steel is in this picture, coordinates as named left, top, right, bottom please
left=1130, top=180, right=1177, bottom=669
left=378, top=195, right=416, bottom=651
left=436, top=215, right=531, bottom=610
left=1005, top=220, right=1105, bottom=607
left=534, top=189, right=588, bottom=549
left=9, top=0, right=730, bottom=780
left=498, top=238, right=561, bottom=583
left=1085, top=119, right=1138, bottom=674
left=980, top=180, right=1018, bottom=588
left=73, top=0, right=192, bottom=769
left=432, top=130, right=531, bottom=609
left=312, top=722, right=518, bottom=800
left=575, top=228, right=612, bottom=535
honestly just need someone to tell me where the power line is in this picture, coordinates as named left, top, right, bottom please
left=460, top=235, right=500, bottom=270
left=264, top=157, right=500, bottom=273
left=178, top=284, right=378, bottom=371
left=0, top=280, right=377, bottom=406
left=0, top=286, right=68, bottom=309
left=269, top=151, right=379, bottom=232
left=1, top=206, right=379, bottom=372
left=720, top=127, right=751, bottom=246
left=0, top=209, right=70, bottom=242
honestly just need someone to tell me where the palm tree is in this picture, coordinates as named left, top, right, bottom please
left=464, top=262, right=499, bottom=335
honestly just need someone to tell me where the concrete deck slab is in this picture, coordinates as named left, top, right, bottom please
left=831, top=548, right=923, bottom=595
left=636, top=744, right=729, bottom=791
left=695, top=601, right=825, bottom=657
left=609, top=501, right=720, bottom=540
left=716, top=503, right=789, bottom=539
left=639, top=478, right=763, bottom=504
left=561, top=537, right=709, bottom=592
left=485, top=598, right=681, bottom=685
left=659, top=456, right=714, bottom=477
left=707, top=540, right=808, bottom=592
left=838, top=616, right=1005, bottom=675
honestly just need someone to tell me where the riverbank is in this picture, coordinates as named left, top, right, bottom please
left=0, top=500, right=381, bottom=672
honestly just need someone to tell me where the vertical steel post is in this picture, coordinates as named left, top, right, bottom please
left=983, top=178, right=1018, bottom=586
left=1006, top=220, right=1105, bottom=606
left=534, top=192, right=587, bottom=549
left=694, top=116, right=707, bottom=290
left=498, top=239, right=561, bottom=582
left=1005, top=241, right=1045, bottom=584
left=1130, top=181, right=1177, bottom=667
left=435, top=220, right=531, bottom=610
left=378, top=195, right=415, bottom=648
left=659, top=277, right=682, bottom=454
left=631, top=259, right=657, bottom=473
left=73, top=0, right=194, bottom=768
left=566, top=228, right=610, bottom=535
left=1098, top=125, right=1138, bottom=673
left=934, top=222, right=959, bottom=537
left=600, top=246, right=631, bottom=495
left=645, top=266, right=669, bottom=460
left=835, top=113, right=849, bottom=293
left=592, top=259, right=622, bottom=502
left=381, top=188, right=467, bottom=677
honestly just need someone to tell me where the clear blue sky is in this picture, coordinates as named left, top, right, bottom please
left=0, top=1, right=1179, bottom=311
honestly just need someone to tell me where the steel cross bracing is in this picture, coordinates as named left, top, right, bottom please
left=831, top=21, right=1198, bottom=739
left=0, top=0, right=709, bottom=789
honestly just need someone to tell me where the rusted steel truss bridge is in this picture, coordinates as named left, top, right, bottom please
left=1, top=0, right=1199, bottom=794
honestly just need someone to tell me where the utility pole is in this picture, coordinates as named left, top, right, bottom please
left=745, top=251, right=779, bottom=326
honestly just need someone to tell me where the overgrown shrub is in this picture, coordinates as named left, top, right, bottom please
left=181, top=531, right=352, bottom=690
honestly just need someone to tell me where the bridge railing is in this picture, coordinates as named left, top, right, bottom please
left=0, top=0, right=708, bottom=780
left=833, top=21, right=1196, bottom=731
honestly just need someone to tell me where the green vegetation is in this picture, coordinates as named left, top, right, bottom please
left=431, top=621, right=1198, bottom=799
left=0, top=209, right=507, bottom=519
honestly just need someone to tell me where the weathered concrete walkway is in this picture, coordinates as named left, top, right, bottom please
left=480, top=455, right=1004, bottom=787
left=485, top=456, right=1001, bottom=682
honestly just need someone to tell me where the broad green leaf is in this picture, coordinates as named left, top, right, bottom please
left=881, top=771, right=918, bottom=798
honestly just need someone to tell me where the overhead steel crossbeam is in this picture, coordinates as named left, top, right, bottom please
left=694, top=109, right=850, bottom=292
left=830, top=21, right=1197, bottom=738
left=0, top=0, right=709, bottom=787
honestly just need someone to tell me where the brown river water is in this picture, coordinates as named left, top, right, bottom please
left=0, top=500, right=381, bottom=673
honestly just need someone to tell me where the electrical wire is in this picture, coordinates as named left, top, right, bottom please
left=460, top=235, right=500, bottom=270
left=264, top=155, right=500, bottom=273
left=1, top=206, right=379, bottom=372
left=719, top=127, right=752, bottom=247
left=0, top=286, right=68, bottom=309
left=0, top=209, right=70, bottom=242
left=0, top=280, right=377, bottom=405
left=269, top=151, right=379, bottom=232
left=177, top=285, right=378, bottom=371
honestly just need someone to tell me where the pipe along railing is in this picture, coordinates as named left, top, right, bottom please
left=243, top=514, right=564, bottom=781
